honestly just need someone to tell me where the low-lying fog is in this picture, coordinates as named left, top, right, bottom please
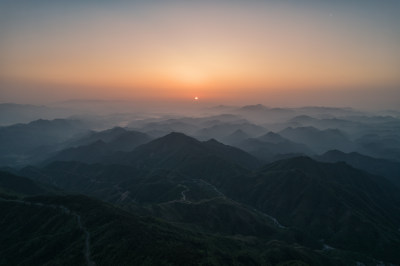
left=1, top=101, right=399, bottom=168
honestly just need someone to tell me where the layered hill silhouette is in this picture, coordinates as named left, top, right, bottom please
left=121, top=132, right=261, bottom=169
left=316, top=150, right=400, bottom=187
left=279, top=126, right=355, bottom=153
left=46, top=140, right=112, bottom=164
left=355, top=133, right=400, bottom=162
left=222, top=129, right=250, bottom=145
left=0, top=119, right=88, bottom=154
left=69, top=126, right=152, bottom=151
left=45, top=127, right=153, bottom=164
left=2, top=120, right=400, bottom=265
left=44, top=132, right=262, bottom=186
left=195, top=122, right=266, bottom=140
left=234, top=132, right=313, bottom=161
left=0, top=118, right=90, bottom=166
left=18, top=132, right=400, bottom=264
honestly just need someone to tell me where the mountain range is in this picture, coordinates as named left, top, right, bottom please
left=1, top=104, right=400, bottom=265
left=7, top=132, right=399, bottom=264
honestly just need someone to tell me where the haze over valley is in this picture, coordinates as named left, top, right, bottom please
left=1, top=102, right=400, bottom=265
left=1, top=0, right=400, bottom=265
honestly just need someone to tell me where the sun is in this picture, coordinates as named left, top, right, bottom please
left=194, top=96, right=199, bottom=101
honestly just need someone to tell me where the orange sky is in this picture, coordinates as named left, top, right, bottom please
left=0, top=1, right=399, bottom=107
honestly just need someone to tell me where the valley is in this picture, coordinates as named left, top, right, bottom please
left=1, top=104, right=400, bottom=265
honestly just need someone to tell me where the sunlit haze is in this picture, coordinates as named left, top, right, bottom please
left=1, top=0, right=399, bottom=109
left=1, top=3, right=400, bottom=264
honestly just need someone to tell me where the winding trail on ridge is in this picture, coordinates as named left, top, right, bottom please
left=193, top=178, right=286, bottom=229
left=75, top=213, right=95, bottom=266
left=160, top=178, right=286, bottom=229
left=0, top=198, right=95, bottom=266
left=180, top=185, right=190, bottom=202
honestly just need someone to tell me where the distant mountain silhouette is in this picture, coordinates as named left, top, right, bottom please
left=222, top=129, right=250, bottom=145
left=132, top=120, right=199, bottom=137
left=316, top=150, right=400, bottom=187
left=73, top=126, right=127, bottom=143
left=30, top=133, right=261, bottom=198
left=355, top=134, right=400, bottom=162
left=69, top=127, right=152, bottom=151
left=279, top=126, right=354, bottom=153
left=0, top=119, right=90, bottom=166
left=195, top=122, right=266, bottom=140
left=295, top=106, right=359, bottom=116
left=0, top=103, right=76, bottom=125
left=258, top=131, right=288, bottom=143
left=288, top=115, right=318, bottom=124
left=40, top=132, right=261, bottom=188
left=238, top=104, right=269, bottom=111
left=234, top=105, right=296, bottom=123
left=45, top=140, right=112, bottom=164
left=0, top=118, right=87, bottom=153
left=42, top=127, right=153, bottom=164
left=234, top=132, right=313, bottom=161
left=119, top=132, right=262, bottom=180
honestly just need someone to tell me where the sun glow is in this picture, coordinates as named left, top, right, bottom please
left=1, top=1, right=399, bottom=106
left=167, top=65, right=208, bottom=88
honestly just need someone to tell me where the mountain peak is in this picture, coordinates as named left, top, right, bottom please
left=322, top=149, right=346, bottom=157
left=143, top=132, right=200, bottom=150
left=239, top=104, right=269, bottom=111
left=232, top=129, right=245, bottom=134
left=262, top=156, right=320, bottom=172
left=277, top=156, right=316, bottom=166
left=289, top=115, right=316, bottom=123
left=223, top=129, right=250, bottom=144
left=126, top=132, right=261, bottom=171
left=205, top=138, right=220, bottom=144
left=258, top=131, right=286, bottom=143
left=106, top=126, right=127, bottom=134
left=90, top=139, right=108, bottom=146
left=161, top=132, right=196, bottom=142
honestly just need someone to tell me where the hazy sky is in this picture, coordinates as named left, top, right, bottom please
left=0, top=0, right=399, bottom=108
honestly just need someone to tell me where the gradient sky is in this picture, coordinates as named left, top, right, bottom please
left=0, top=0, right=399, bottom=108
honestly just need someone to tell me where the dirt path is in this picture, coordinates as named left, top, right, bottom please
left=0, top=198, right=95, bottom=266
left=194, top=179, right=286, bottom=229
